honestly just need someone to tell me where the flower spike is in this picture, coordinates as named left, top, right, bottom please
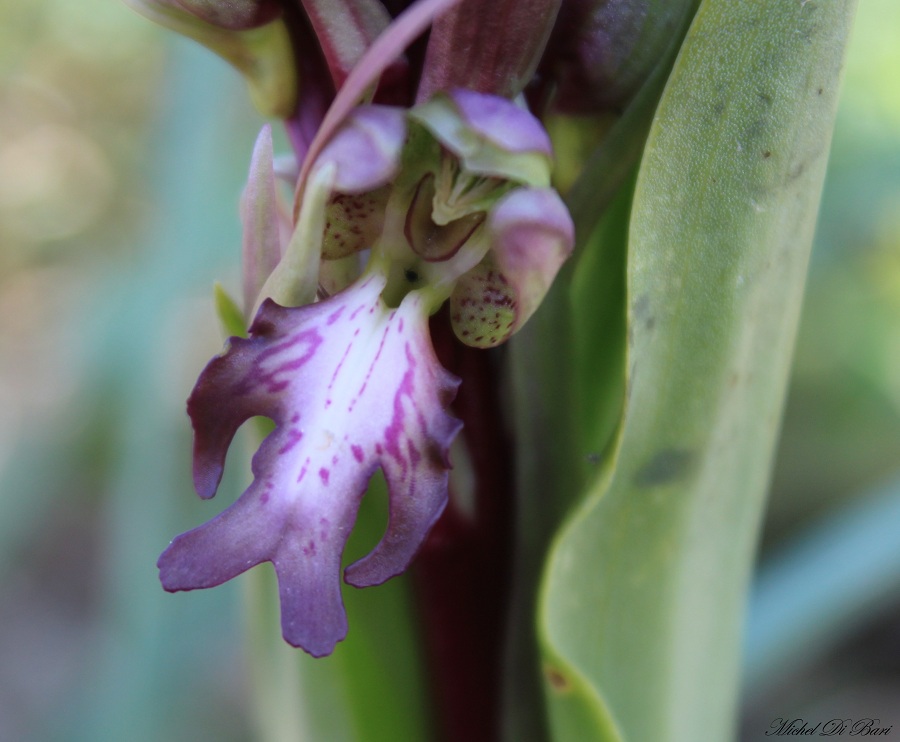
left=156, top=0, right=574, bottom=657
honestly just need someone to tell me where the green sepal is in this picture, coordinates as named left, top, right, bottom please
left=214, top=282, right=248, bottom=338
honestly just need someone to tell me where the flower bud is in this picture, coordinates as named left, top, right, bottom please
left=540, top=0, right=697, bottom=113
left=417, top=0, right=562, bottom=100
left=174, top=0, right=281, bottom=29
left=123, top=0, right=297, bottom=117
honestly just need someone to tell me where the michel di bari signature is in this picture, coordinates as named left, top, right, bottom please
left=767, top=718, right=893, bottom=736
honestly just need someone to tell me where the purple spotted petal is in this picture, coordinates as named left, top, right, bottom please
left=322, top=187, right=392, bottom=259
left=158, top=273, right=460, bottom=656
left=450, top=187, right=573, bottom=347
left=317, top=106, right=406, bottom=260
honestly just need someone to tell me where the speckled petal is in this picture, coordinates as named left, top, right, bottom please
left=159, top=273, right=459, bottom=656
left=450, top=187, right=573, bottom=347
left=322, top=186, right=392, bottom=259
left=449, top=256, right=517, bottom=348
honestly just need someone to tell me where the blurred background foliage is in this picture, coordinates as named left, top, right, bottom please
left=0, top=0, right=896, bottom=740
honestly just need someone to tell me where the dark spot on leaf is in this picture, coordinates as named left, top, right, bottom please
left=632, top=294, right=651, bottom=321
left=762, top=150, right=772, bottom=159
left=632, top=294, right=655, bottom=331
left=544, top=665, right=571, bottom=693
left=788, top=160, right=806, bottom=183
left=635, top=448, right=694, bottom=488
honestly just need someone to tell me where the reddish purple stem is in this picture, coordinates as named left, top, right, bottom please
left=413, top=309, right=514, bottom=742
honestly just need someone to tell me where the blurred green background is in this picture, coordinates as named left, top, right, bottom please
left=0, top=1, right=897, bottom=740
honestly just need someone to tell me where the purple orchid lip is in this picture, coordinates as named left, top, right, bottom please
left=159, top=272, right=461, bottom=656
left=152, top=0, right=578, bottom=660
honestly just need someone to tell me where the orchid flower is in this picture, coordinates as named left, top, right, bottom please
left=149, top=0, right=573, bottom=656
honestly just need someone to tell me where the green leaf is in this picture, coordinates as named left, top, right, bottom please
left=502, top=175, right=635, bottom=742
left=534, top=0, right=858, bottom=740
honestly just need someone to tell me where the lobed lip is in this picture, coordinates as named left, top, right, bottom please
left=159, top=274, right=460, bottom=656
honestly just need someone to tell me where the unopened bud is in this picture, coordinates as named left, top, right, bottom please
left=541, top=0, right=696, bottom=113
left=124, top=0, right=297, bottom=117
